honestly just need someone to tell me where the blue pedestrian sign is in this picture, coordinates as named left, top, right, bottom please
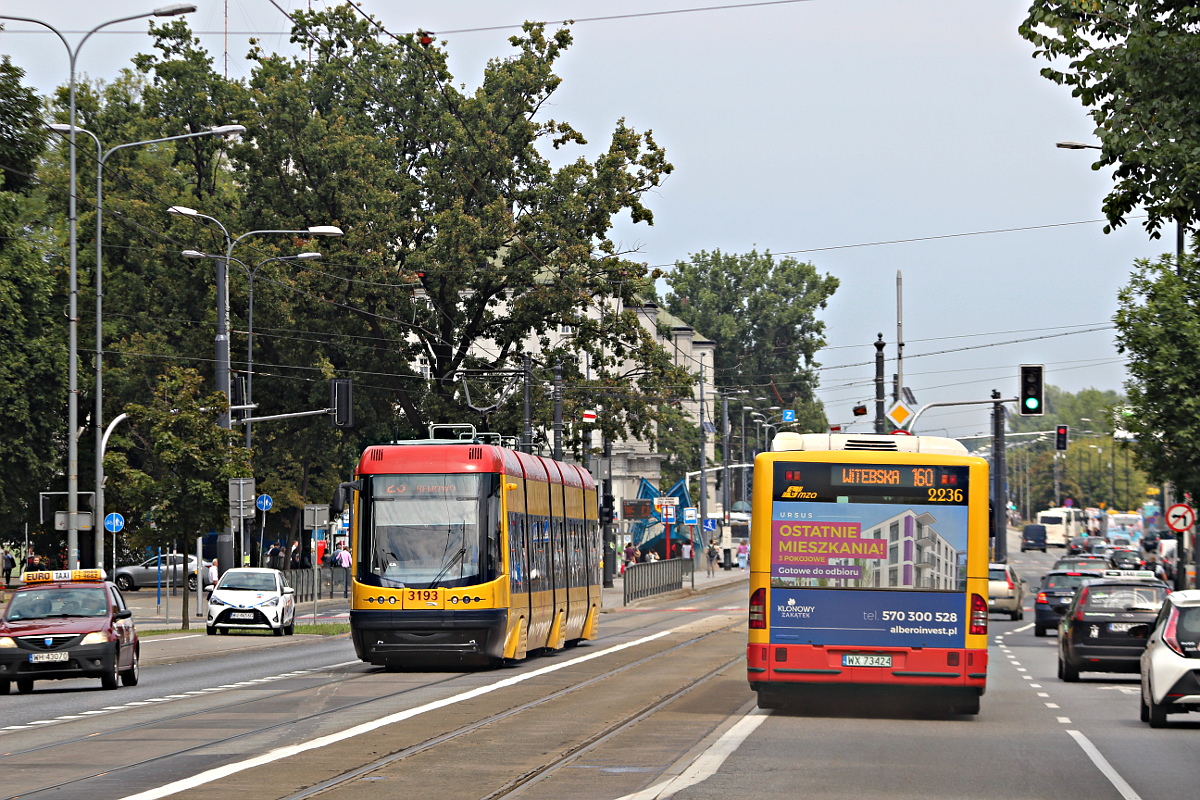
left=702, top=518, right=719, bottom=533
left=256, top=494, right=273, bottom=512
left=781, top=409, right=796, bottom=422
left=104, top=512, right=125, bottom=533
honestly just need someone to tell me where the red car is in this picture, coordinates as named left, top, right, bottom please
left=0, top=569, right=140, bottom=694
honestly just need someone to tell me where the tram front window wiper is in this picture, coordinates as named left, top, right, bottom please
left=429, top=548, right=466, bottom=588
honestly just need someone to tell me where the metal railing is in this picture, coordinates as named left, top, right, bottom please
left=623, top=557, right=692, bottom=605
left=286, top=566, right=335, bottom=603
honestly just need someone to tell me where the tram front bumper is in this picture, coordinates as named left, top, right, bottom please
left=351, top=608, right=508, bottom=665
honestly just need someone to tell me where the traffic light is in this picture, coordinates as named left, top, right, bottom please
left=330, top=378, right=354, bottom=428
left=230, top=375, right=247, bottom=421
left=1019, top=364, right=1044, bottom=416
left=1055, top=424, right=1069, bottom=451
left=599, top=494, right=615, bottom=526
left=852, top=404, right=868, bottom=417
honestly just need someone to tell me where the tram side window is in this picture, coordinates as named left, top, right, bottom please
left=530, top=517, right=549, bottom=590
left=509, top=513, right=527, bottom=594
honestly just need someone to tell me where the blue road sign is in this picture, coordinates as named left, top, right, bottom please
left=256, top=494, right=273, bottom=511
left=781, top=409, right=796, bottom=422
left=104, top=512, right=125, bottom=533
left=702, top=518, right=718, bottom=533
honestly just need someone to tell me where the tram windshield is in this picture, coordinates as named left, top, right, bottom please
left=364, top=473, right=500, bottom=589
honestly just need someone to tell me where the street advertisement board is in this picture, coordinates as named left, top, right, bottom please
left=767, top=461, right=971, bottom=648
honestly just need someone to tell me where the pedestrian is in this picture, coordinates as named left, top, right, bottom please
left=24, top=550, right=40, bottom=576
left=706, top=539, right=719, bottom=577
left=681, top=541, right=693, bottom=561
left=289, top=540, right=301, bottom=571
left=1, top=548, right=15, bottom=586
left=737, top=540, right=749, bottom=571
left=208, top=558, right=219, bottom=586
left=267, top=541, right=282, bottom=570
left=335, top=544, right=353, bottom=597
left=623, top=542, right=637, bottom=573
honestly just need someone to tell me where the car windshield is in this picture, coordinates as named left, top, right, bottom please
left=1042, top=573, right=1095, bottom=591
left=1083, top=585, right=1165, bottom=612
left=217, top=573, right=278, bottom=592
left=5, top=587, right=109, bottom=620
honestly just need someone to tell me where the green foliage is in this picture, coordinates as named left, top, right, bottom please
left=1114, top=254, right=1200, bottom=498
left=662, top=249, right=838, bottom=431
left=1020, top=2, right=1200, bottom=237
left=103, top=368, right=251, bottom=550
left=0, top=58, right=62, bottom=536
left=1007, top=385, right=1126, bottom=435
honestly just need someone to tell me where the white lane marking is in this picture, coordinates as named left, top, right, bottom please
left=1016, top=668, right=1027, bottom=672
left=1045, top=703, right=1060, bottom=708
left=1067, top=730, right=1143, bottom=800
left=1012, top=622, right=1034, bottom=633
left=143, top=635, right=202, bottom=643
left=115, top=630, right=675, bottom=800
left=1022, top=676, right=1033, bottom=680
left=0, top=659, right=364, bottom=736
left=1057, top=716, right=1071, bottom=723
left=614, top=708, right=770, bottom=800
left=1037, top=693, right=1049, bottom=697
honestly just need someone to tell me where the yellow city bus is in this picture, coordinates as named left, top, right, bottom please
left=747, top=432, right=990, bottom=715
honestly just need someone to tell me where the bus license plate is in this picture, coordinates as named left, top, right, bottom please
left=1109, top=623, right=1136, bottom=633
left=30, top=652, right=68, bottom=663
left=842, top=654, right=892, bottom=668
left=229, top=612, right=255, bottom=620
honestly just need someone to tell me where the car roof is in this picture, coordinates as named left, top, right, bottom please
left=221, top=567, right=281, bottom=575
left=1166, top=590, right=1200, bottom=607
left=988, top=563, right=1015, bottom=569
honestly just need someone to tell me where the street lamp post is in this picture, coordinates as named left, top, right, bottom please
left=181, top=250, right=323, bottom=449
left=0, top=4, right=198, bottom=569
left=46, top=122, right=244, bottom=570
left=740, top=406, right=754, bottom=503
left=170, top=207, right=342, bottom=575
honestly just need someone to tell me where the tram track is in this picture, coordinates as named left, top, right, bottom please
left=3, top=601, right=745, bottom=800
left=275, top=623, right=743, bottom=800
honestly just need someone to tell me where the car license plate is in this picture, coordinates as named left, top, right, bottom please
left=1109, top=623, right=1136, bottom=633
left=229, top=612, right=255, bottom=620
left=30, top=651, right=68, bottom=663
left=842, top=654, right=892, bottom=668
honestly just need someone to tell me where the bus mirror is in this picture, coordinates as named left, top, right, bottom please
left=330, top=480, right=361, bottom=515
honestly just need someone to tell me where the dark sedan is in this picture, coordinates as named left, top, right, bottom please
left=1034, top=570, right=1103, bottom=637
left=1058, top=574, right=1168, bottom=682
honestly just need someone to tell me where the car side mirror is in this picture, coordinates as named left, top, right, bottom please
left=114, top=609, right=132, bottom=620
left=1127, top=624, right=1151, bottom=639
left=204, top=584, right=215, bottom=592
left=283, top=586, right=295, bottom=595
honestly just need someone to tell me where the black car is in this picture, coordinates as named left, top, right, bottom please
left=1034, top=569, right=1103, bottom=637
left=1021, top=525, right=1048, bottom=553
left=1066, top=535, right=1089, bottom=555
left=1111, top=549, right=1145, bottom=570
left=1057, top=573, right=1168, bottom=682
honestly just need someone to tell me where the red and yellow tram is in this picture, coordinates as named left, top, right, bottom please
left=332, top=428, right=601, bottom=667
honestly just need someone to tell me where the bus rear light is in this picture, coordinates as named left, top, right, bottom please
left=969, top=593, right=987, bottom=635
left=947, top=652, right=960, bottom=666
left=776, top=647, right=788, bottom=662
left=749, top=588, right=767, bottom=629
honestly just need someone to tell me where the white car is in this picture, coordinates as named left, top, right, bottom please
left=206, top=568, right=296, bottom=636
left=1138, top=589, right=1200, bottom=727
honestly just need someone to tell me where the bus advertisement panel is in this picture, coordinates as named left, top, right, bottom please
left=747, top=440, right=990, bottom=715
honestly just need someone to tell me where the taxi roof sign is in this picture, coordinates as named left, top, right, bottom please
left=22, top=568, right=107, bottom=584
left=1101, top=569, right=1158, bottom=581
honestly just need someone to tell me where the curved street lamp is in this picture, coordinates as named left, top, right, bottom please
left=46, top=122, right=245, bottom=570
left=170, top=208, right=342, bottom=577
left=0, top=4, right=197, bottom=569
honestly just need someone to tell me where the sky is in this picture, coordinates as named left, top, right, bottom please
left=0, top=1, right=1165, bottom=441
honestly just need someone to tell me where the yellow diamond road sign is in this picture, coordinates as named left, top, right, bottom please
left=885, top=402, right=914, bottom=429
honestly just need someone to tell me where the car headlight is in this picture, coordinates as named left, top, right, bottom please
left=209, top=595, right=227, bottom=607
left=261, top=596, right=280, bottom=608
left=0, top=637, right=16, bottom=649
left=81, top=632, right=114, bottom=645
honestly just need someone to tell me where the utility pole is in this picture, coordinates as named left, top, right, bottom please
left=522, top=355, right=532, bottom=454
left=722, top=394, right=731, bottom=525
left=601, top=434, right=615, bottom=588
left=874, top=334, right=886, bottom=433
left=991, top=390, right=1008, bottom=562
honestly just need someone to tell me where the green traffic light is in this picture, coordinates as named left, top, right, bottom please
left=1024, top=397, right=1040, bottom=410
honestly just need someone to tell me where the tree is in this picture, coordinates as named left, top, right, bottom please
left=662, top=249, right=838, bottom=432
left=1020, top=2, right=1200, bottom=237
left=0, top=56, right=62, bottom=538
left=1007, top=385, right=1126, bottom=435
left=1114, top=254, right=1200, bottom=499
